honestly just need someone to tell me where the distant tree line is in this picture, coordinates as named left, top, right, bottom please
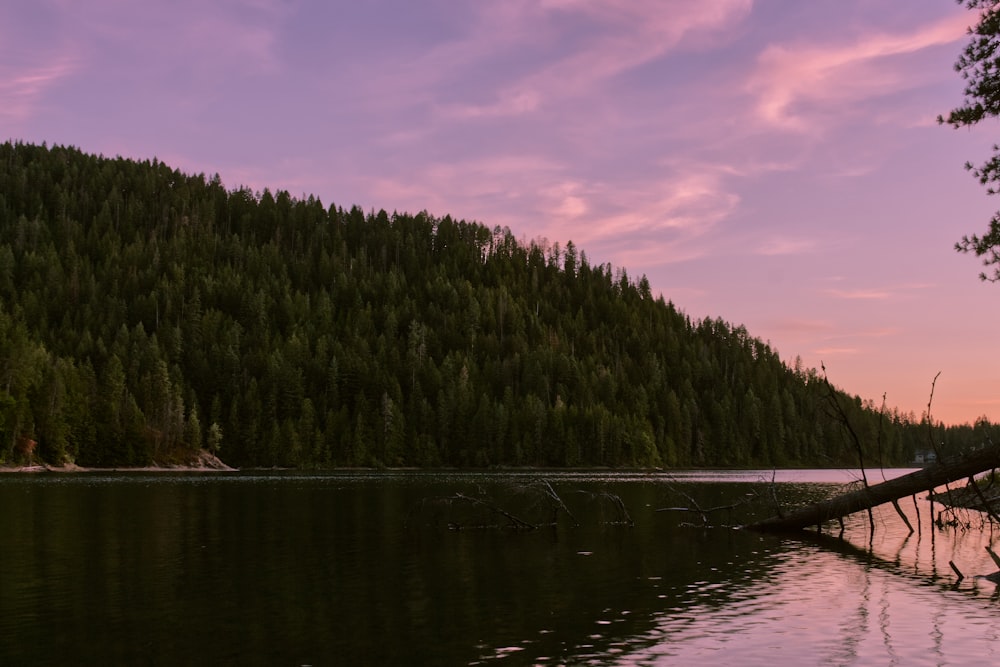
left=0, top=141, right=995, bottom=468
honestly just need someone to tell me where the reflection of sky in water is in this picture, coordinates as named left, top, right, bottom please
left=467, top=470, right=1000, bottom=666
left=652, top=468, right=921, bottom=485
left=13, top=467, right=920, bottom=487
left=4, top=470, right=999, bottom=665
left=616, top=539, right=1000, bottom=667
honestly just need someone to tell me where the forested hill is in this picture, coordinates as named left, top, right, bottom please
left=0, top=142, right=989, bottom=468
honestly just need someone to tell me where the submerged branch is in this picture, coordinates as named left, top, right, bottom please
left=657, top=478, right=768, bottom=527
left=820, top=362, right=875, bottom=533
left=747, top=444, right=1000, bottom=532
left=524, top=479, right=580, bottom=527
left=446, top=492, right=538, bottom=530
left=412, top=480, right=633, bottom=531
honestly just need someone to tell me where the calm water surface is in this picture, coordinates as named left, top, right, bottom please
left=1, top=469, right=999, bottom=665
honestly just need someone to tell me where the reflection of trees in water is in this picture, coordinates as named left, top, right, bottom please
left=421, top=480, right=807, bottom=664
left=413, top=478, right=1000, bottom=664
left=877, top=569, right=898, bottom=665
left=799, top=525, right=998, bottom=591
left=836, top=497, right=1000, bottom=589
left=779, top=520, right=1000, bottom=664
left=409, top=478, right=633, bottom=530
left=629, top=525, right=1000, bottom=666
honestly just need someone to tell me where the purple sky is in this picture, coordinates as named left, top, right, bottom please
left=4, top=0, right=999, bottom=425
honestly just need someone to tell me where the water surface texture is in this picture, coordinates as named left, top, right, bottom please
left=1, top=470, right=998, bottom=665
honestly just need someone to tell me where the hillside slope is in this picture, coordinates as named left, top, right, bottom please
left=0, top=142, right=986, bottom=467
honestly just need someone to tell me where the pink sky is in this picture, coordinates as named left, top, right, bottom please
left=4, top=0, right=998, bottom=425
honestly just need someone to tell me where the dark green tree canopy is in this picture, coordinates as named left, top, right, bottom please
left=941, top=0, right=1000, bottom=280
left=0, top=141, right=993, bottom=469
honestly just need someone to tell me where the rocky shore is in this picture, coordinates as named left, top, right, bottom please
left=0, top=450, right=235, bottom=473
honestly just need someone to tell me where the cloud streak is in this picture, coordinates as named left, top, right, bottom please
left=755, top=237, right=818, bottom=256
left=826, top=288, right=893, bottom=300
left=0, top=58, right=77, bottom=122
left=747, top=12, right=969, bottom=132
left=397, top=1, right=755, bottom=121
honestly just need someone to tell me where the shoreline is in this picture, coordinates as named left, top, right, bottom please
left=0, top=463, right=924, bottom=475
left=0, top=450, right=236, bottom=474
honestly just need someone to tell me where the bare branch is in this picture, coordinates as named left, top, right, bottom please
left=450, top=492, right=538, bottom=530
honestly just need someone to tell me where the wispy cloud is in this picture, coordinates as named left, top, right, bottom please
left=754, top=319, right=901, bottom=367
left=812, top=325, right=901, bottom=357
left=756, top=237, right=817, bottom=256
left=412, top=1, right=754, bottom=120
left=826, top=288, right=893, bottom=300
left=445, top=90, right=543, bottom=120
left=185, top=14, right=282, bottom=74
left=814, top=346, right=860, bottom=357
left=49, top=0, right=285, bottom=78
left=0, top=58, right=78, bottom=122
left=825, top=282, right=932, bottom=301
left=535, top=167, right=741, bottom=268
left=766, top=318, right=836, bottom=335
left=363, top=153, right=564, bottom=222
left=524, top=0, right=754, bottom=96
left=747, top=12, right=969, bottom=132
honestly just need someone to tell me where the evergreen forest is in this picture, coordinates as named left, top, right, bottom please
left=0, top=141, right=995, bottom=468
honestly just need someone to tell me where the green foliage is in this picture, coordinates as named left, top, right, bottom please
left=941, top=0, right=1000, bottom=280
left=0, top=141, right=992, bottom=468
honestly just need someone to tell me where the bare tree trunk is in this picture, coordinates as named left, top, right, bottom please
left=746, top=445, right=1000, bottom=532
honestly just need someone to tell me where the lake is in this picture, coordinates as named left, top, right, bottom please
left=1, top=469, right=998, bottom=665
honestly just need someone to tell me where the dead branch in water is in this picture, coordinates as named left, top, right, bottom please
left=521, top=479, right=580, bottom=527
left=820, top=362, right=876, bottom=534
left=450, top=492, right=538, bottom=530
left=927, top=371, right=943, bottom=462
left=871, top=392, right=916, bottom=535
left=968, top=475, right=1000, bottom=526
left=411, top=480, right=630, bottom=531
left=408, top=484, right=538, bottom=531
left=747, top=444, right=1000, bottom=532
left=600, top=491, right=634, bottom=527
left=656, top=476, right=769, bottom=528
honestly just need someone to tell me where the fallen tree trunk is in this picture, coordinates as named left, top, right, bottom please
left=746, top=445, right=1000, bottom=532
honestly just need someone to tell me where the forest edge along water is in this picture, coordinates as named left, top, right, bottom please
left=0, top=449, right=235, bottom=473
left=3, top=142, right=1000, bottom=474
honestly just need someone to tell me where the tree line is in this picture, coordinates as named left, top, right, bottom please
left=0, top=141, right=994, bottom=468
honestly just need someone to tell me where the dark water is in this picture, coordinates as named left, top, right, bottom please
left=1, top=469, right=999, bottom=665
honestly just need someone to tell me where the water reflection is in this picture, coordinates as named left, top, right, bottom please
left=616, top=493, right=1000, bottom=666
left=1, top=471, right=999, bottom=665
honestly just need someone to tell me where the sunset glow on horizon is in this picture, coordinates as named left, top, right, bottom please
left=4, top=0, right=999, bottom=425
